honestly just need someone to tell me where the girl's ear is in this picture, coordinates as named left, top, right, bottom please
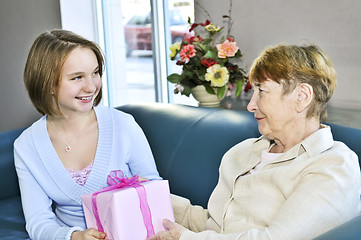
left=296, top=83, right=313, bottom=113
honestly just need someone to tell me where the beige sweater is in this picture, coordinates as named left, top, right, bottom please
left=172, top=126, right=361, bottom=240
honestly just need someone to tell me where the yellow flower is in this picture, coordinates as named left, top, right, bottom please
left=205, top=64, right=229, bottom=87
left=205, top=24, right=220, bottom=32
left=169, top=42, right=181, bottom=58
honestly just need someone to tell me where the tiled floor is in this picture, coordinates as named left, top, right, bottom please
left=326, top=107, right=361, bottom=130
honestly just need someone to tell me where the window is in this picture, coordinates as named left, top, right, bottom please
left=101, top=0, right=195, bottom=107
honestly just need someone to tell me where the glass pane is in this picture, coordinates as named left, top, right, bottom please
left=102, top=0, right=155, bottom=107
left=101, top=0, right=194, bottom=107
left=166, top=1, right=197, bottom=106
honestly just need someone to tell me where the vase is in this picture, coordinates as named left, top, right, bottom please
left=191, top=85, right=224, bottom=108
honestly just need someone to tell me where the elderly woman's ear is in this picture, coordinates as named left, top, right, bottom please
left=296, top=83, right=314, bottom=113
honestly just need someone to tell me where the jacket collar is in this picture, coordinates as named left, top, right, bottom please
left=253, top=124, right=334, bottom=165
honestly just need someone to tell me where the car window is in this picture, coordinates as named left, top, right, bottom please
left=127, top=10, right=188, bottom=26
left=127, top=13, right=151, bottom=25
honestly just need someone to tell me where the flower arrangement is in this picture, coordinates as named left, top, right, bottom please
left=167, top=3, right=250, bottom=99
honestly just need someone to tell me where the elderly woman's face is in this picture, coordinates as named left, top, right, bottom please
left=247, top=79, right=299, bottom=141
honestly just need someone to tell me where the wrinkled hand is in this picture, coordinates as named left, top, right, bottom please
left=147, top=219, right=186, bottom=240
left=71, top=228, right=108, bottom=240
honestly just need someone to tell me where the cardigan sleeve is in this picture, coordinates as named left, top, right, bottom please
left=171, top=194, right=209, bottom=233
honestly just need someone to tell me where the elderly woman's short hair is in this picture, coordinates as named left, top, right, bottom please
left=249, top=43, right=337, bottom=122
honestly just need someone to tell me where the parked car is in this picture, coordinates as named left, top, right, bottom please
left=124, top=9, right=193, bottom=56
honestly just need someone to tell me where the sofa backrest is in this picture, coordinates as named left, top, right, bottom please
left=0, top=128, right=25, bottom=200
left=118, top=103, right=261, bottom=208
left=1, top=103, right=360, bottom=208
left=326, top=122, right=361, bottom=163
left=118, top=103, right=361, bottom=208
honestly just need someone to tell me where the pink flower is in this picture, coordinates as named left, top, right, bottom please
left=216, top=40, right=239, bottom=58
left=179, top=44, right=196, bottom=62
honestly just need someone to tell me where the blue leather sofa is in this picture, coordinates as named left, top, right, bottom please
left=1, top=102, right=361, bottom=239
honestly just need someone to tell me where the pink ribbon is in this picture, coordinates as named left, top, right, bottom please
left=91, top=170, right=155, bottom=237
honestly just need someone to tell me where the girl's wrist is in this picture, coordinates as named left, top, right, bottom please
left=68, top=227, right=83, bottom=240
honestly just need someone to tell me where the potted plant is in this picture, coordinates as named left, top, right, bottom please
left=167, top=2, right=250, bottom=106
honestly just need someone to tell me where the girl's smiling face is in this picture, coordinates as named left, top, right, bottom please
left=57, top=47, right=102, bottom=116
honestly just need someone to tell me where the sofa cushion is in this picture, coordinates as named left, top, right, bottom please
left=0, top=196, right=28, bottom=239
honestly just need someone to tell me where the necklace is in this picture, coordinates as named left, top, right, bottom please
left=49, top=115, right=89, bottom=153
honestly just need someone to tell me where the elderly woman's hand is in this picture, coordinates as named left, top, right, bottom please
left=147, top=219, right=186, bottom=240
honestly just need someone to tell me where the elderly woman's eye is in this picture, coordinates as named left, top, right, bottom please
left=258, top=87, right=265, bottom=93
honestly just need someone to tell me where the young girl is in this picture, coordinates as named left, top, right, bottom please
left=14, top=29, right=161, bottom=240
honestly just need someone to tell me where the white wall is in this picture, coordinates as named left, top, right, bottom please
left=195, top=0, right=361, bottom=110
left=59, top=0, right=98, bottom=42
left=0, top=0, right=62, bottom=131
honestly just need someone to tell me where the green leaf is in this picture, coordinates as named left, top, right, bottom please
left=216, top=57, right=227, bottom=65
left=198, top=43, right=208, bottom=51
left=235, top=80, right=243, bottom=97
left=204, top=85, right=216, bottom=95
left=217, top=86, right=226, bottom=99
left=205, top=50, right=217, bottom=59
left=167, top=73, right=181, bottom=83
left=201, top=39, right=212, bottom=46
left=216, top=26, right=224, bottom=33
left=234, top=50, right=243, bottom=58
left=182, top=85, right=192, bottom=96
left=183, top=71, right=193, bottom=79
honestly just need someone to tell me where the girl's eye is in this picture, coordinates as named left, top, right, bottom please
left=92, top=70, right=100, bottom=76
left=71, top=76, right=82, bottom=80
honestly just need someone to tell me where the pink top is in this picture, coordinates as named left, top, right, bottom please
left=66, top=161, right=94, bottom=186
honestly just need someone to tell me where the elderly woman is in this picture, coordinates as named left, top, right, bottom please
left=148, top=43, right=361, bottom=240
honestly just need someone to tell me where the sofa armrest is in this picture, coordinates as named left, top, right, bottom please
left=313, top=215, right=361, bottom=240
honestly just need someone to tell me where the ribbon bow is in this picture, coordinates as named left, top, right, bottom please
left=106, top=170, right=139, bottom=186
left=91, top=170, right=155, bottom=237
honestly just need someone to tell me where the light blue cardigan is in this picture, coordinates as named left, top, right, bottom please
left=14, top=105, right=161, bottom=240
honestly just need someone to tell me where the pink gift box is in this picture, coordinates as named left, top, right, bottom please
left=81, top=180, right=174, bottom=240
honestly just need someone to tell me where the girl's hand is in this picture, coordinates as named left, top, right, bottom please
left=71, top=228, right=108, bottom=240
left=147, top=219, right=186, bottom=240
